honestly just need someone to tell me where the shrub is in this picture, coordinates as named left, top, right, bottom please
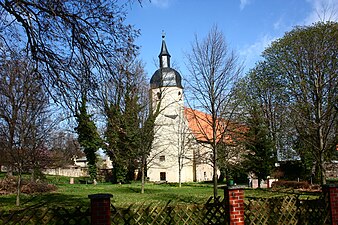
left=0, top=176, right=17, bottom=194
left=271, top=180, right=310, bottom=189
left=21, top=181, right=57, bottom=194
left=0, top=177, right=56, bottom=194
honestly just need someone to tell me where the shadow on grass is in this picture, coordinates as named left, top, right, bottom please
left=0, top=192, right=90, bottom=211
left=26, top=193, right=90, bottom=207
left=244, top=187, right=323, bottom=199
left=149, top=192, right=207, bottom=205
left=126, top=186, right=167, bottom=194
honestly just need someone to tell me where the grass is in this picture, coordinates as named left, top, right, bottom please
left=0, top=175, right=215, bottom=210
left=245, top=187, right=321, bottom=199
left=0, top=174, right=322, bottom=211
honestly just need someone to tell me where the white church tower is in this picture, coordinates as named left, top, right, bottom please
left=147, top=35, right=192, bottom=182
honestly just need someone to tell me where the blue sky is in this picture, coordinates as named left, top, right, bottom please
left=126, top=0, right=338, bottom=80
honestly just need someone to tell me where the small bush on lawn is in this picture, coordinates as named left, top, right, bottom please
left=271, top=180, right=310, bottom=189
left=0, top=176, right=17, bottom=193
left=21, top=181, right=57, bottom=194
left=0, top=176, right=56, bottom=194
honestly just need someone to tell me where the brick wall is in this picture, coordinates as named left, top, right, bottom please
left=88, top=194, right=113, bottom=225
left=223, top=187, right=245, bottom=225
left=323, top=184, right=338, bottom=225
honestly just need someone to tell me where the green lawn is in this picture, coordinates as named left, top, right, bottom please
left=0, top=174, right=322, bottom=211
left=0, top=177, right=216, bottom=210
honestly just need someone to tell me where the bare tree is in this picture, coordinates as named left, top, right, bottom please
left=185, top=25, right=242, bottom=197
left=48, top=131, right=84, bottom=167
left=0, top=1, right=143, bottom=184
left=139, top=102, right=161, bottom=193
left=0, top=49, right=53, bottom=206
left=174, top=109, right=194, bottom=187
left=0, top=0, right=140, bottom=104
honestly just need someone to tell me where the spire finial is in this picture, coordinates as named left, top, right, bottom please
left=162, top=30, right=165, bottom=40
left=159, top=31, right=170, bottom=68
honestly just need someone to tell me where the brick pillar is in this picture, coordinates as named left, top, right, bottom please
left=88, top=193, right=113, bottom=225
left=223, top=186, right=245, bottom=225
left=323, top=184, right=338, bottom=225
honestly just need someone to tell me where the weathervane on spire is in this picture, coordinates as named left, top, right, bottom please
left=162, top=30, right=166, bottom=40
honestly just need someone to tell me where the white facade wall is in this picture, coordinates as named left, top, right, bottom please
left=148, top=85, right=214, bottom=183
left=148, top=85, right=185, bottom=182
left=43, top=167, right=88, bottom=177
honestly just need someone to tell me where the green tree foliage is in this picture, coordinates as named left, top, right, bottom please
left=75, top=97, right=102, bottom=181
left=233, top=61, right=282, bottom=185
left=105, top=95, right=141, bottom=183
left=243, top=106, right=276, bottom=188
left=262, top=22, right=338, bottom=184
left=235, top=61, right=289, bottom=155
left=102, top=58, right=148, bottom=184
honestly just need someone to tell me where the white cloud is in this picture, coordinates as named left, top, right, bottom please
left=304, top=0, right=338, bottom=24
left=239, top=35, right=277, bottom=71
left=273, top=17, right=283, bottom=30
left=151, top=0, right=171, bottom=9
left=239, top=0, right=251, bottom=10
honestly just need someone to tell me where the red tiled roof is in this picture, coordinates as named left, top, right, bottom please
left=184, top=108, right=246, bottom=144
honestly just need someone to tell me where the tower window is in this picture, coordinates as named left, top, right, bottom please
left=178, top=91, right=181, bottom=96
left=159, top=155, right=165, bottom=162
left=160, top=172, right=166, bottom=181
left=157, top=92, right=162, bottom=100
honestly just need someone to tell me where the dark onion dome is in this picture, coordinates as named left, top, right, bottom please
left=150, top=34, right=183, bottom=89
left=150, top=67, right=183, bottom=89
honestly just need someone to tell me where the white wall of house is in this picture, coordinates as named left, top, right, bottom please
left=43, top=167, right=87, bottom=177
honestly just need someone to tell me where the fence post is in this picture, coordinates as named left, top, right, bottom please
left=323, top=184, right=338, bottom=225
left=223, top=186, right=245, bottom=225
left=88, top=193, right=113, bottom=225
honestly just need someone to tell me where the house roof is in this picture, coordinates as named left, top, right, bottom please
left=150, top=67, right=183, bottom=89
left=184, top=108, right=247, bottom=145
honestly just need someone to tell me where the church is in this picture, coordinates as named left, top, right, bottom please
left=147, top=35, right=217, bottom=183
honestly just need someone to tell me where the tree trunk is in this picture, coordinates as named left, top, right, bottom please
left=314, top=161, right=321, bottom=184
left=316, top=78, right=326, bottom=185
left=218, top=170, right=225, bottom=183
left=141, top=155, right=146, bottom=194
left=7, top=165, right=13, bottom=177
left=31, top=170, right=34, bottom=182
left=213, top=146, right=218, bottom=198
left=16, top=171, right=22, bottom=206
left=320, top=155, right=326, bottom=185
left=319, top=130, right=326, bottom=185
left=213, top=165, right=218, bottom=198
left=178, top=166, right=182, bottom=188
left=257, top=176, right=261, bottom=188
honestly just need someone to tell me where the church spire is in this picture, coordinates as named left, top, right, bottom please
left=159, top=32, right=171, bottom=68
left=150, top=32, right=182, bottom=89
